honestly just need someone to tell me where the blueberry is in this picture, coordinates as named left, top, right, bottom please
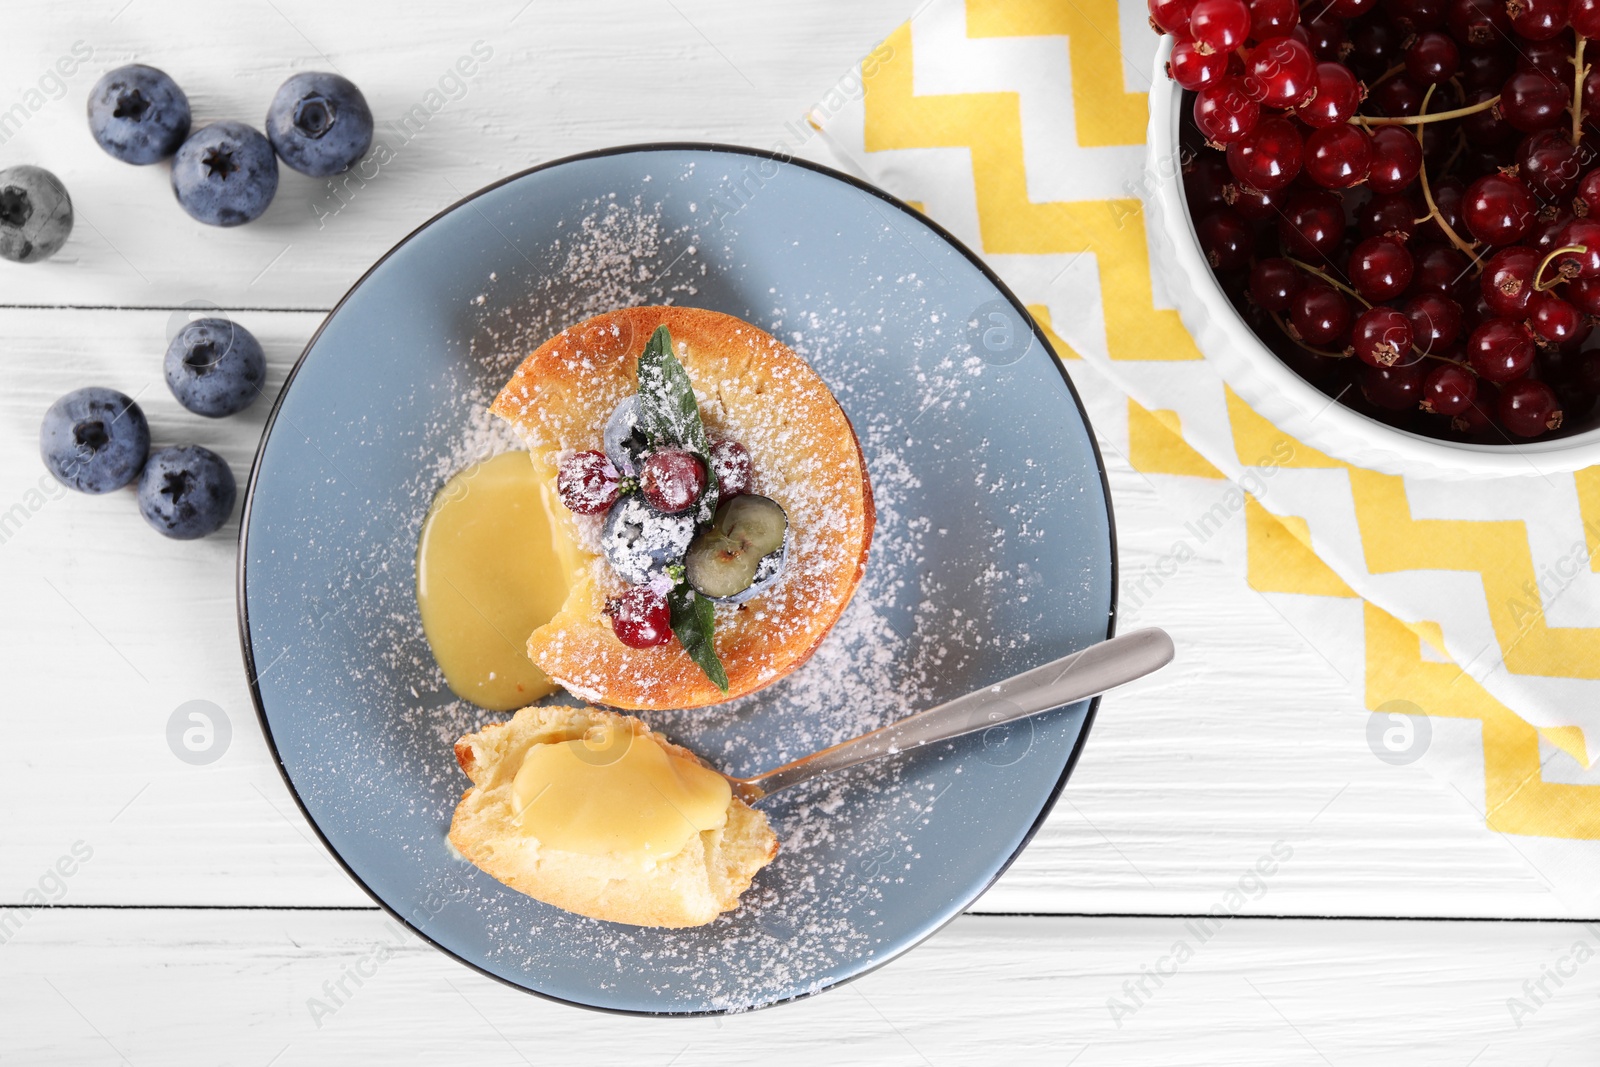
left=165, top=318, right=267, bottom=417
left=265, top=72, right=374, bottom=177
left=171, top=122, right=279, bottom=227
left=40, top=387, right=150, bottom=494
left=603, top=396, right=649, bottom=477
left=87, top=64, right=191, bottom=165
left=0, top=166, right=73, bottom=264
left=600, top=494, right=695, bottom=584
left=137, top=446, right=236, bottom=540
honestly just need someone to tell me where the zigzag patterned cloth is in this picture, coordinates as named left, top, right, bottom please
left=817, top=0, right=1600, bottom=850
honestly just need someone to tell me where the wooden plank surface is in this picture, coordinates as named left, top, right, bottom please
left=0, top=0, right=908, bottom=309
left=3, top=910, right=1596, bottom=1064
left=5, top=0, right=1600, bottom=1057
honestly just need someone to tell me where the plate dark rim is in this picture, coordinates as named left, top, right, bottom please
left=234, top=141, right=1119, bottom=1017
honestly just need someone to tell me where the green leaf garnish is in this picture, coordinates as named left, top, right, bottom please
left=636, top=326, right=712, bottom=455
left=668, top=584, right=728, bottom=693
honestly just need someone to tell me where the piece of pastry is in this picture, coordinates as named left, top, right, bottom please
left=490, top=305, right=874, bottom=710
left=448, top=704, right=777, bottom=927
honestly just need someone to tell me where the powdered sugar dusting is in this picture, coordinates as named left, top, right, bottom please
left=251, top=161, right=1108, bottom=1014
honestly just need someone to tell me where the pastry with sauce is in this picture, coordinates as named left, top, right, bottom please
left=448, top=704, right=777, bottom=927
left=490, top=306, right=875, bottom=710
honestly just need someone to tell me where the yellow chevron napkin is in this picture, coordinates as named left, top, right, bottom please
left=815, top=0, right=1600, bottom=844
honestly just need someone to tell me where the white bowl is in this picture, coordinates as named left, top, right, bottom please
left=1143, top=38, right=1600, bottom=479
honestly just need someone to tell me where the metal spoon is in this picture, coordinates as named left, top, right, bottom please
left=724, top=627, right=1174, bottom=802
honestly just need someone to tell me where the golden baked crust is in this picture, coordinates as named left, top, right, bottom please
left=448, top=704, right=777, bottom=928
left=490, top=306, right=875, bottom=710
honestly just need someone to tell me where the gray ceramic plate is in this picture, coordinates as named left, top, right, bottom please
left=238, top=144, right=1115, bottom=1015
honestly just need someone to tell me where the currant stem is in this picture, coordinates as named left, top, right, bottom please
left=1572, top=35, right=1589, bottom=148
left=1533, top=244, right=1586, bottom=291
left=1415, top=85, right=1485, bottom=271
left=1353, top=93, right=1502, bottom=125
left=1285, top=256, right=1371, bottom=307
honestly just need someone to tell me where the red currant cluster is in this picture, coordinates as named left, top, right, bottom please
left=1154, top=0, right=1600, bottom=439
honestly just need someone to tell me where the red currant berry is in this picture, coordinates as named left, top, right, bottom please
left=1462, top=49, right=1514, bottom=90
left=1302, top=13, right=1347, bottom=60
left=1368, top=73, right=1426, bottom=117
left=1420, top=361, right=1478, bottom=415
left=1250, top=258, right=1304, bottom=311
left=1290, top=282, right=1354, bottom=346
left=1352, top=305, right=1417, bottom=366
left=1298, top=62, right=1365, bottom=127
left=1247, top=0, right=1300, bottom=38
left=1467, top=318, right=1538, bottom=381
left=1499, top=377, right=1565, bottom=436
left=708, top=439, right=753, bottom=496
left=1573, top=0, right=1600, bottom=36
left=1366, top=126, right=1423, bottom=195
left=556, top=449, right=620, bottom=514
left=638, top=449, right=706, bottom=514
left=1537, top=207, right=1581, bottom=259
left=1556, top=217, right=1600, bottom=277
left=1304, top=124, right=1372, bottom=188
left=1404, top=31, right=1460, bottom=85
left=1500, top=70, right=1568, bottom=132
left=1348, top=20, right=1402, bottom=79
left=1195, top=78, right=1262, bottom=145
left=1245, top=36, right=1318, bottom=108
left=1150, top=0, right=1196, bottom=35
left=1448, top=0, right=1513, bottom=44
left=1584, top=67, right=1600, bottom=122
left=1509, top=0, right=1571, bottom=37
left=1463, top=173, right=1536, bottom=245
left=1451, top=381, right=1500, bottom=434
left=1359, top=190, right=1422, bottom=240
left=1349, top=236, right=1415, bottom=300
left=1226, top=116, right=1303, bottom=191
left=1226, top=181, right=1282, bottom=221
left=1529, top=291, right=1590, bottom=346
left=1519, top=37, right=1576, bottom=83
left=605, top=585, right=672, bottom=648
left=1462, top=88, right=1517, bottom=147
left=1411, top=244, right=1470, bottom=295
left=1185, top=152, right=1233, bottom=215
left=1577, top=167, right=1600, bottom=217
left=1518, top=131, right=1584, bottom=200
left=1481, top=245, right=1540, bottom=316
left=1568, top=276, right=1600, bottom=313
left=1275, top=189, right=1345, bottom=259
left=1190, top=0, right=1251, bottom=52
left=1404, top=293, right=1464, bottom=352
left=1420, top=178, right=1465, bottom=244
left=1360, top=361, right=1428, bottom=409
left=1330, top=0, right=1379, bottom=16
left=1170, top=40, right=1231, bottom=90
left=1389, top=0, right=1448, bottom=34
left=1197, top=208, right=1254, bottom=270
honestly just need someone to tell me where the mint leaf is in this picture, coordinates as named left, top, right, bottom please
left=669, top=584, right=728, bottom=693
left=636, top=325, right=712, bottom=455
left=635, top=323, right=719, bottom=517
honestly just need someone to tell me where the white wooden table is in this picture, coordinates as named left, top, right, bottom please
left=3, top=1, right=1598, bottom=1062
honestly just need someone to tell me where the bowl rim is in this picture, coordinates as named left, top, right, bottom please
left=1145, top=40, right=1600, bottom=478
left=234, top=141, right=1119, bottom=1017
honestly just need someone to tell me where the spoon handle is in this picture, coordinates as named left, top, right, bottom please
left=737, top=627, right=1174, bottom=801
